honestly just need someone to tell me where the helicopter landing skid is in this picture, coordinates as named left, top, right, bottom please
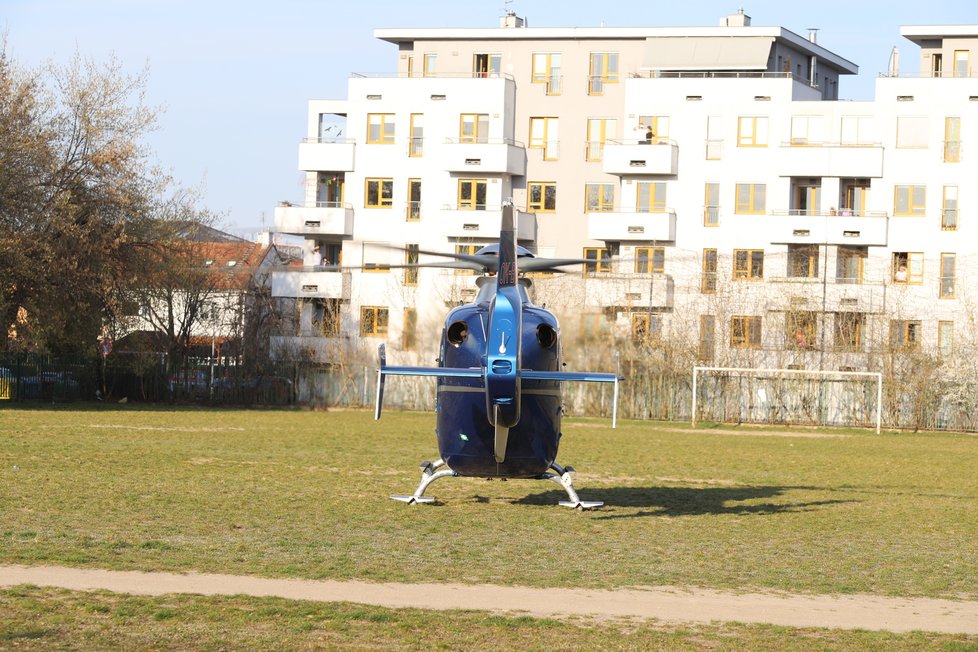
left=391, top=459, right=457, bottom=505
left=540, top=462, right=604, bottom=510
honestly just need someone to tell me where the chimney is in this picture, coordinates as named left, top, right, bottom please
left=500, top=11, right=526, bottom=28
left=808, top=28, right=819, bottom=43
left=721, top=9, right=751, bottom=27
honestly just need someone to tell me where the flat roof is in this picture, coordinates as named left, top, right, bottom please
left=374, top=26, right=858, bottom=74
left=901, top=25, right=978, bottom=44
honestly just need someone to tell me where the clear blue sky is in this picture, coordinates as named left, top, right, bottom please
left=4, top=1, right=975, bottom=236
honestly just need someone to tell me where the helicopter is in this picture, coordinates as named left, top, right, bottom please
left=374, top=202, right=623, bottom=509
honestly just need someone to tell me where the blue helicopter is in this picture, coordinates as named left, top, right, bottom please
left=374, top=203, right=623, bottom=509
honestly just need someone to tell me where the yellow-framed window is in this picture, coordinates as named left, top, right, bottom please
left=584, top=183, right=614, bottom=212
left=944, top=116, right=961, bottom=162
left=701, top=248, right=718, bottom=293
left=837, top=246, right=866, bottom=284
left=527, top=182, right=556, bottom=212
left=942, top=185, right=958, bottom=230
left=360, top=306, right=389, bottom=336
left=636, top=182, right=666, bottom=213
left=787, top=244, right=819, bottom=278
left=845, top=182, right=869, bottom=214
left=730, top=316, right=762, bottom=349
left=954, top=50, right=969, bottom=78
left=583, top=247, right=612, bottom=275
left=409, top=113, right=423, bottom=157
left=588, top=52, right=619, bottom=95
left=889, top=320, right=921, bottom=352
left=366, top=113, right=395, bottom=144
left=460, top=113, right=489, bottom=144
left=586, top=118, right=616, bottom=161
left=704, top=183, right=720, bottom=226
left=404, top=244, right=419, bottom=286
left=529, top=117, right=559, bottom=160
left=733, top=249, right=764, bottom=280
left=638, top=115, right=669, bottom=143
left=631, top=312, right=661, bottom=345
left=455, top=243, right=481, bottom=276
left=939, top=253, right=956, bottom=299
left=892, top=252, right=924, bottom=284
left=635, top=247, right=664, bottom=274
left=737, top=116, right=768, bottom=147
left=833, top=312, right=864, bottom=352
left=402, top=308, right=417, bottom=350
left=407, top=178, right=421, bottom=221
left=423, top=53, right=437, bottom=77
left=734, top=183, right=766, bottom=214
left=784, top=311, right=817, bottom=351
left=472, top=53, right=501, bottom=78
left=457, top=178, right=487, bottom=210
left=894, top=185, right=926, bottom=216
left=531, top=52, right=562, bottom=94
left=364, top=178, right=393, bottom=208
left=939, top=321, right=953, bottom=361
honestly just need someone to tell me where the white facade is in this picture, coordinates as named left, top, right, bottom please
left=271, top=13, right=978, bottom=374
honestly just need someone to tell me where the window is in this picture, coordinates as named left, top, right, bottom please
left=532, top=52, right=562, bottom=95
left=586, top=118, right=616, bottom=161
left=529, top=117, right=559, bottom=160
left=735, top=184, right=766, bottom=214
left=423, top=53, right=437, bottom=77
left=583, top=247, right=611, bottom=275
left=706, top=115, right=723, bottom=159
left=793, top=181, right=821, bottom=215
left=631, top=312, right=661, bottom=345
left=635, top=247, right=664, bottom=274
left=730, top=316, right=762, bottom=349
left=790, top=115, right=823, bottom=145
left=311, top=298, right=341, bottom=337
left=636, top=182, right=666, bottom=213
left=954, top=50, right=969, bottom=78
left=836, top=246, right=866, bottom=284
left=940, top=253, right=956, bottom=298
left=834, top=312, right=864, bottom=352
left=584, top=183, right=615, bottom=213
left=944, top=117, right=961, bottom=162
left=894, top=185, right=926, bottom=216
left=455, top=244, right=481, bottom=276
left=939, top=321, right=953, bottom=361
left=402, top=308, right=417, bottom=350
left=460, top=113, right=489, bottom=144
left=843, top=180, right=870, bottom=214
left=892, top=252, right=923, bottom=284
left=896, top=116, right=928, bottom=148
left=588, top=52, right=619, bottom=95
left=889, top=320, right=921, bottom=351
left=365, top=178, right=393, bottom=208
left=528, top=182, right=556, bottom=212
left=737, top=116, right=768, bottom=146
left=367, top=114, right=395, bottom=144
left=787, top=244, right=819, bottom=278
left=733, top=249, right=764, bottom=280
left=638, top=115, right=669, bottom=143
left=841, top=115, right=875, bottom=146
left=704, top=183, right=720, bottom=226
left=458, top=179, right=487, bottom=210
left=701, top=249, right=718, bottom=293
left=785, top=311, right=817, bottom=351
left=409, top=113, right=423, bottom=157
left=360, top=306, right=389, bottom=336
left=407, top=179, right=421, bottom=221
left=362, top=242, right=390, bottom=272
left=404, top=244, right=419, bottom=286
left=698, top=315, right=715, bottom=360
left=942, top=185, right=958, bottom=230
left=473, top=53, right=501, bottom=78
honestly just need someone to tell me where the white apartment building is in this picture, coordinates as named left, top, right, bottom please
left=270, top=11, right=978, bottom=383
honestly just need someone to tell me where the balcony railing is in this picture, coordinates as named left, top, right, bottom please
left=770, top=208, right=888, bottom=218
left=351, top=72, right=516, bottom=80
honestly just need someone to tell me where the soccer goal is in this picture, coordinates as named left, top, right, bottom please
left=692, top=366, right=882, bottom=434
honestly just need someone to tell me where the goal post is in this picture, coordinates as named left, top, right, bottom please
left=692, top=366, right=883, bottom=434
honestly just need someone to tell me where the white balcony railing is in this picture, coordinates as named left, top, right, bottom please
left=766, top=210, right=888, bottom=246
left=588, top=210, right=677, bottom=241
left=602, top=139, right=679, bottom=175
left=440, top=206, right=536, bottom=241
left=440, top=138, right=526, bottom=175
left=298, top=138, right=355, bottom=172
left=274, top=202, right=354, bottom=237
left=270, top=269, right=350, bottom=300
left=777, top=142, right=884, bottom=178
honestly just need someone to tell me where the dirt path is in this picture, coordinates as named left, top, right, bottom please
left=2, top=565, right=978, bottom=635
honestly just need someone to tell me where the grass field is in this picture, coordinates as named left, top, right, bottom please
left=2, top=406, right=977, bottom=648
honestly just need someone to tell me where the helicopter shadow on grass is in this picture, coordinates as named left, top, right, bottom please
left=513, top=485, right=857, bottom=519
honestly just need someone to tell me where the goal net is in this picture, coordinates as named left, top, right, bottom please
left=692, top=366, right=882, bottom=433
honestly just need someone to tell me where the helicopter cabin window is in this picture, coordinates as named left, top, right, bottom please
left=457, top=179, right=487, bottom=210
left=460, top=113, right=489, bottom=143
left=360, top=306, right=389, bottom=336
left=733, top=249, right=764, bottom=280
left=635, top=247, right=664, bottom=274
left=365, top=178, right=393, bottom=208
left=404, top=244, right=419, bottom=286
left=528, top=182, right=557, bottom=212
left=730, top=316, right=762, bottom=349
left=402, top=308, right=417, bottom=350
left=366, top=113, right=395, bottom=144
left=631, top=312, right=661, bottom=345
left=584, top=183, right=615, bottom=213
left=583, top=247, right=612, bottom=275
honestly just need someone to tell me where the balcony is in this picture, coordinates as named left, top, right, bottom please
left=274, top=202, right=354, bottom=237
left=602, top=139, right=679, bottom=175
left=766, top=277, right=886, bottom=314
left=777, top=143, right=884, bottom=178
left=440, top=138, right=526, bottom=176
left=440, top=206, right=536, bottom=241
left=583, top=274, right=675, bottom=309
left=298, top=138, right=355, bottom=172
left=270, top=268, right=351, bottom=300
left=588, top=210, right=676, bottom=242
left=767, top=209, right=888, bottom=246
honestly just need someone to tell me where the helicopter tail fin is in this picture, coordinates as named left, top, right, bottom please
left=497, top=202, right=517, bottom=288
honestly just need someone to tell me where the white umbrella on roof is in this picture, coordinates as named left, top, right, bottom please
left=888, top=46, right=900, bottom=77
